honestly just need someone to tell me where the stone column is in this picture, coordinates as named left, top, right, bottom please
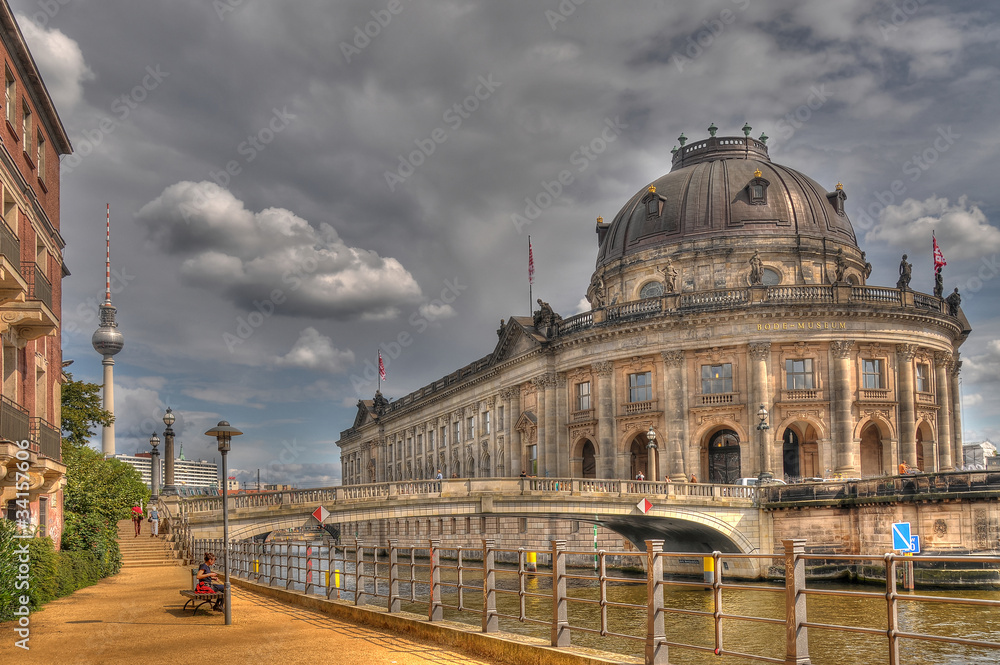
left=951, top=355, right=964, bottom=467
left=934, top=352, right=954, bottom=471
left=555, top=373, right=569, bottom=477
left=593, top=361, right=615, bottom=478
left=896, top=344, right=918, bottom=469
left=831, top=340, right=857, bottom=475
left=661, top=351, right=687, bottom=480
left=503, top=387, right=521, bottom=477
left=542, top=374, right=558, bottom=477
left=749, top=342, right=772, bottom=476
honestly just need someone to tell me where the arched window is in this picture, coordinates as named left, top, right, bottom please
left=762, top=267, right=781, bottom=286
left=639, top=281, right=664, bottom=299
left=747, top=170, right=770, bottom=205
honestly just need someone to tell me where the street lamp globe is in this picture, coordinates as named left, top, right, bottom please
left=149, top=433, right=160, bottom=449
left=646, top=425, right=657, bottom=449
left=163, top=407, right=175, bottom=427
left=757, top=404, right=770, bottom=431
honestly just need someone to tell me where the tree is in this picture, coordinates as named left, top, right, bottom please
left=61, top=373, right=115, bottom=447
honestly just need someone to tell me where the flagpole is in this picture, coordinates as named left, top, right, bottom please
left=377, top=349, right=381, bottom=393
left=528, top=236, right=533, bottom=315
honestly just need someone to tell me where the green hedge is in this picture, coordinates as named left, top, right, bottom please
left=0, top=523, right=105, bottom=621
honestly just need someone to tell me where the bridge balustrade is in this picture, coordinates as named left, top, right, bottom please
left=196, top=534, right=1000, bottom=665
left=761, top=470, right=1000, bottom=504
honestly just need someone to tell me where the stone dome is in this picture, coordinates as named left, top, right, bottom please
left=596, top=135, right=858, bottom=269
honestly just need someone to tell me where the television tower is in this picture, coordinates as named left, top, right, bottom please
left=91, top=205, right=124, bottom=456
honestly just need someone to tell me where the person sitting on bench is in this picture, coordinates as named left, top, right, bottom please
left=196, top=552, right=225, bottom=611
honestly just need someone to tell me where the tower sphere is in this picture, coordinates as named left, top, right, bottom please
left=92, top=325, right=124, bottom=356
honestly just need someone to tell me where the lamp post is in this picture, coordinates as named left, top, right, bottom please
left=149, top=433, right=161, bottom=502
left=646, top=424, right=657, bottom=482
left=756, top=404, right=770, bottom=487
left=162, top=408, right=176, bottom=495
left=205, top=420, right=243, bottom=626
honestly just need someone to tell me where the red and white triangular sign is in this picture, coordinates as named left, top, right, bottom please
left=637, top=498, right=652, bottom=514
left=312, top=505, right=330, bottom=522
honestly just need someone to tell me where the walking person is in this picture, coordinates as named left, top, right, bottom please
left=148, top=504, right=159, bottom=537
left=131, top=504, right=143, bottom=537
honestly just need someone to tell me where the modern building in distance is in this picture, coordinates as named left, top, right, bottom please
left=0, top=3, right=73, bottom=544
left=115, top=451, right=219, bottom=494
left=963, top=440, right=997, bottom=469
left=338, top=128, right=970, bottom=491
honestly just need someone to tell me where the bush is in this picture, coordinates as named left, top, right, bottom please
left=61, top=511, right=122, bottom=577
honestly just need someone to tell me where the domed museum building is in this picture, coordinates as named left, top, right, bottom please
left=337, top=129, right=970, bottom=491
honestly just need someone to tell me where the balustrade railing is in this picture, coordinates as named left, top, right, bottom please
left=762, top=470, right=1000, bottom=504
left=29, top=416, right=60, bottom=462
left=0, top=220, right=19, bottom=268
left=0, top=395, right=29, bottom=445
left=187, top=534, right=1000, bottom=665
left=20, top=262, right=52, bottom=310
left=765, top=284, right=834, bottom=302
left=678, top=288, right=748, bottom=308
left=851, top=286, right=901, bottom=305
left=605, top=298, right=662, bottom=321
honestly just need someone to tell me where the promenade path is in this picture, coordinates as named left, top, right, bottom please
left=0, top=564, right=495, bottom=665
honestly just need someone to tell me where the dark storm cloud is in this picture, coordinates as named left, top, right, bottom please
left=10, top=0, right=1000, bottom=484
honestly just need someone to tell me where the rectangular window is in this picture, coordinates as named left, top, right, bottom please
left=497, top=406, right=504, bottom=430
left=466, top=416, right=475, bottom=440
left=416, top=434, right=422, bottom=455
left=785, top=359, right=814, bottom=390
left=528, top=444, right=537, bottom=476
left=440, top=426, right=446, bottom=448
left=428, top=430, right=435, bottom=451
left=484, top=411, right=490, bottom=435
left=21, top=102, right=30, bottom=156
left=4, top=66, right=13, bottom=126
left=862, top=359, right=882, bottom=389
left=453, top=422, right=460, bottom=446
left=701, top=364, right=733, bottom=394
left=916, top=363, right=930, bottom=393
left=628, top=372, right=652, bottom=402
left=576, top=381, right=591, bottom=411
left=36, top=132, right=44, bottom=181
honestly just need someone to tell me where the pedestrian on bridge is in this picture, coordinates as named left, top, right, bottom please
left=636, top=471, right=645, bottom=481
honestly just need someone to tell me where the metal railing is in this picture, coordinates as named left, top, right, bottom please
left=29, top=416, right=60, bottom=462
left=190, top=535, right=1000, bottom=665
left=0, top=394, right=29, bottom=444
left=763, top=470, right=1000, bottom=504
left=0, top=220, right=19, bottom=267
left=21, top=262, right=52, bottom=311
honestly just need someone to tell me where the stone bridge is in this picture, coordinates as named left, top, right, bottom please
left=170, top=477, right=763, bottom=555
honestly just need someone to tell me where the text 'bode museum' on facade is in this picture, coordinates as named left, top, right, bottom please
left=337, top=128, right=970, bottom=489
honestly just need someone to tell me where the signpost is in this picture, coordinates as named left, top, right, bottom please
left=892, top=522, right=916, bottom=590
left=312, top=505, right=329, bottom=522
left=637, top=498, right=652, bottom=514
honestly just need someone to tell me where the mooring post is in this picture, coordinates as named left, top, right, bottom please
left=387, top=538, right=400, bottom=613
left=355, top=539, right=365, bottom=607
left=482, top=538, right=498, bottom=633
left=428, top=539, right=443, bottom=621
left=551, top=540, right=569, bottom=647
left=783, top=539, right=811, bottom=664
left=645, top=539, right=667, bottom=665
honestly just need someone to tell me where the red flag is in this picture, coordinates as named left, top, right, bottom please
left=528, top=239, right=535, bottom=285
left=378, top=350, right=386, bottom=382
left=933, top=233, right=947, bottom=272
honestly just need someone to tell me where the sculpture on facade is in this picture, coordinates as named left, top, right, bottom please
left=497, top=318, right=505, bottom=338
left=897, top=254, right=912, bottom=290
left=658, top=259, right=679, bottom=293
left=934, top=270, right=944, bottom=298
left=749, top=250, right=764, bottom=285
left=946, top=288, right=961, bottom=316
left=586, top=274, right=606, bottom=309
left=834, top=248, right=847, bottom=283
left=533, top=299, right=562, bottom=331
left=372, top=390, right=389, bottom=418
left=861, top=251, right=872, bottom=279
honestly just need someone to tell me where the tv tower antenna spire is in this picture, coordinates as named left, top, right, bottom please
left=92, top=204, right=124, bottom=456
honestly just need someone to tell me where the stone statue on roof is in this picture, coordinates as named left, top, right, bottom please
left=897, top=254, right=912, bottom=290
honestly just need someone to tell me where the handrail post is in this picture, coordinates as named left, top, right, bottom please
left=551, top=540, right=569, bottom=647
left=783, top=539, right=811, bottom=664
left=645, top=539, right=667, bottom=665
left=355, top=539, right=365, bottom=606
left=482, top=538, right=497, bottom=633
left=387, top=539, right=400, bottom=613
left=428, top=539, right=443, bottom=621
left=886, top=553, right=900, bottom=665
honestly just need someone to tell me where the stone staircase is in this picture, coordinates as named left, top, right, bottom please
left=116, top=519, right=182, bottom=568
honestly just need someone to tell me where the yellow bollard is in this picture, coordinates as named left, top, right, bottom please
left=527, top=551, right=537, bottom=573
left=253, top=559, right=259, bottom=574
left=703, top=556, right=714, bottom=585
left=335, top=568, right=341, bottom=599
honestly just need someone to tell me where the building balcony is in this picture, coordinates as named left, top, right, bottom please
left=0, top=221, right=25, bottom=305
left=859, top=389, right=892, bottom=401
left=699, top=392, right=738, bottom=406
left=0, top=406, right=65, bottom=505
left=21, top=262, right=52, bottom=311
left=0, top=394, right=29, bottom=444
left=623, top=399, right=657, bottom=415
left=571, top=408, right=595, bottom=422
left=0, top=262, right=58, bottom=341
left=916, top=392, right=936, bottom=404
left=781, top=389, right=823, bottom=402
left=30, top=417, right=61, bottom=463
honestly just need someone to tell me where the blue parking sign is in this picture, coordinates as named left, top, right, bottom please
left=892, top=522, right=911, bottom=551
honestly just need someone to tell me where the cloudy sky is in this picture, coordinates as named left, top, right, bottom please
left=13, top=0, right=1000, bottom=486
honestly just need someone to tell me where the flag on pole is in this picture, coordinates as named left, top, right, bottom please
left=378, top=350, right=386, bottom=382
left=528, top=238, right=535, bottom=285
left=933, top=233, right=947, bottom=272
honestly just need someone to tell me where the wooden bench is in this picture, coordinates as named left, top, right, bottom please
left=180, top=568, right=224, bottom=615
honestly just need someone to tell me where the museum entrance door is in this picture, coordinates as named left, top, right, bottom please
left=708, top=429, right=741, bottom=484
left=582, top=441, right=596, bottom=478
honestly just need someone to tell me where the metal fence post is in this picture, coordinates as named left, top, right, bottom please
left=388, top=539, right=400, bottom=613
left=482, top=538, right=497, bottom=633
left=551, top=540, right=569, bottom=647
left=645, top=539, right=667, bottom=665
left=783, top=539, right=811, bottom=665
left=355, top=539, right=365, bottom=606
left=429, top=539, right=443, bottom=621
left=886, top=553, right=900, bottom=665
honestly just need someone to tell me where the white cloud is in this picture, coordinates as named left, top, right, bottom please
left=866, top=195, right=1000, bottom=261
left=274, top=327, right=355, bottom=373
left=575, top=297, right=591, bottom=314
left=136, top=182, right=424, bottom=319
left=417, top=302, right=456, bottom=322
left=16, top=15, right=94, bottom=111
